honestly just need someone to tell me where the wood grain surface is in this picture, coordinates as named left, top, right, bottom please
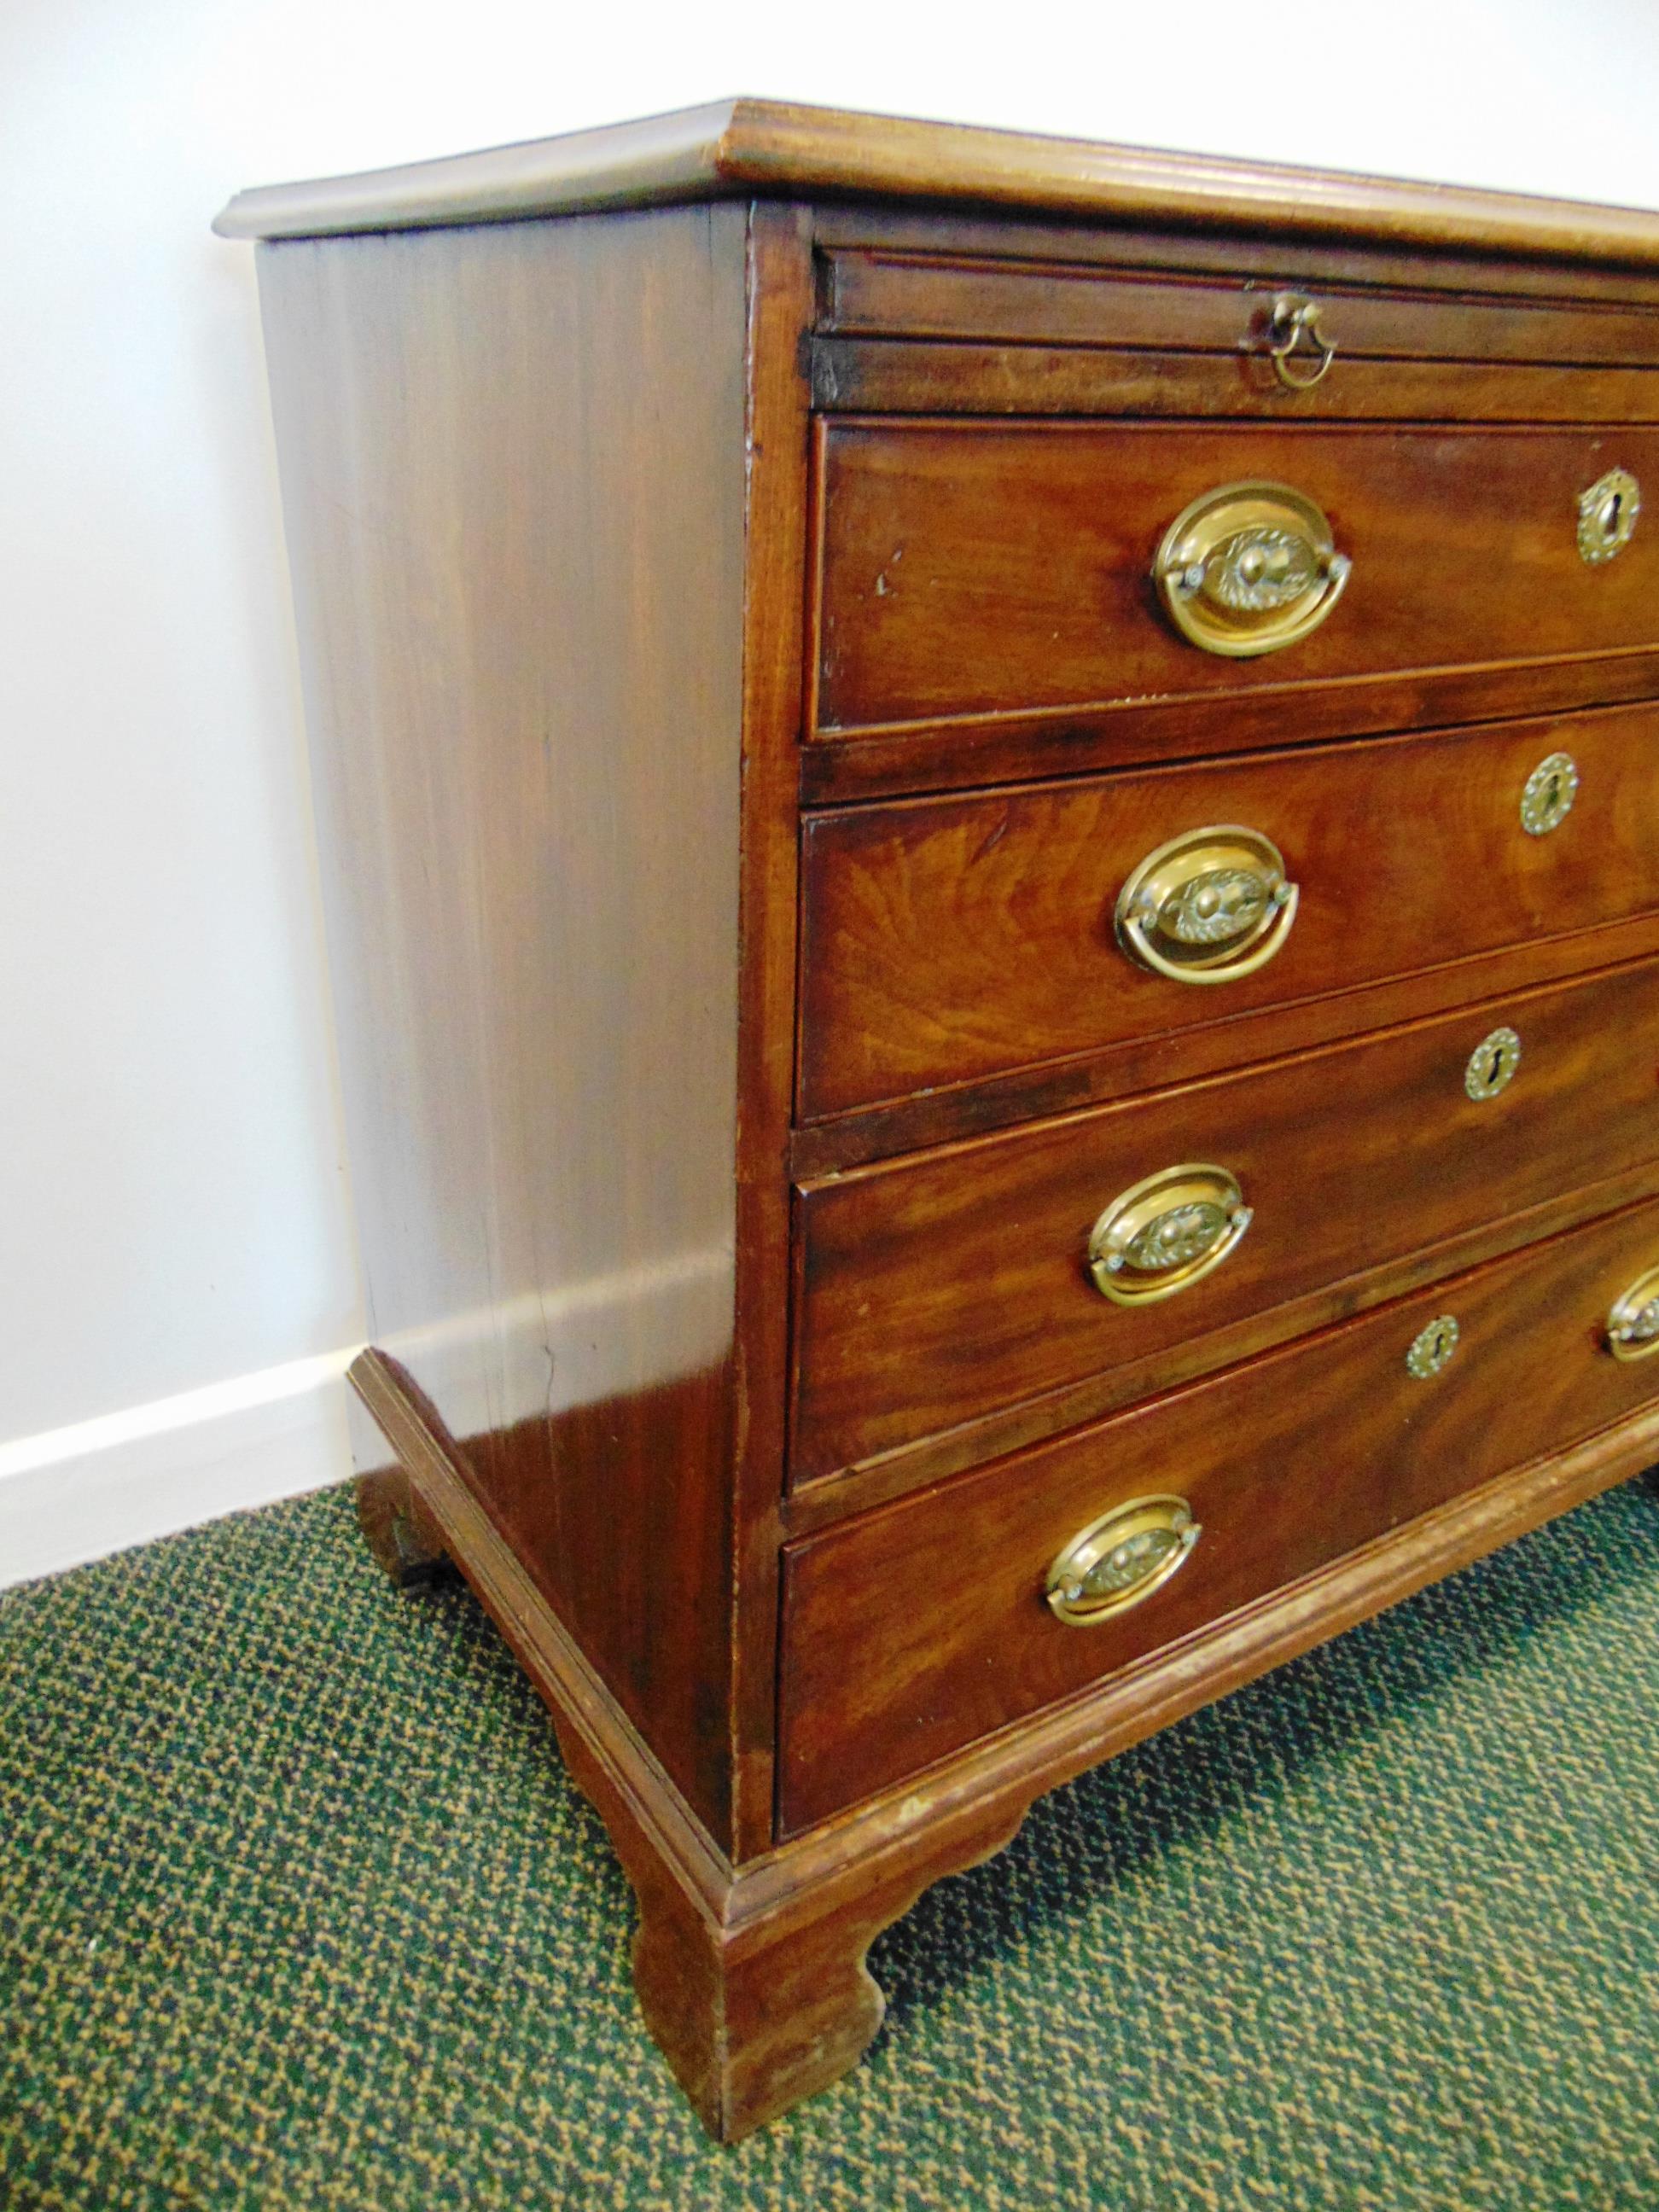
left=820, top=247, right=1659, bottom=360
left=813, top=207, right=1659, bottom=309
left=812, top=340, right=1659, bottom=423
left=798, top=646, right=1659, bottom=804
left=215, top=99, right=1659, bottom=269
left=791, top=955, right=1659, bottom=1481
left=792, top=911, right=1659, bottom=1174
left=812, top=421, right=1659, bottom=735
left=799, top=701, right=1659, bottom=1120
left=258, top=204, right=750, bottom=1846
left=725, top=204, right=818, bottom=1859
left=779, top=1193, right=1659, bottom=1830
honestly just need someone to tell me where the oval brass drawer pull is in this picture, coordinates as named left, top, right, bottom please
left=1088, top=1163, right=1252, bottom=1306
left=1047, top=1495, right=1201, bottom=1626
left=1607, top=1263, right=1659, bottom=1359
left=1116, top=824, right=1298, bottom=985
left=1577, top=467, right=1639, bottom=564
left=1154, top=480, right=1351, bottom=656
left=1265, top=292, right=1336, bottom=389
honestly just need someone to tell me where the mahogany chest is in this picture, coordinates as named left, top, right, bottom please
left=217, top=101, right=1659, bottom=2137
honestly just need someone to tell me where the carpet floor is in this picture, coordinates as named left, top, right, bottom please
left=2, top=1476, right=1657, bottom=2210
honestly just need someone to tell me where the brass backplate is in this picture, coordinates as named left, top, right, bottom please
left=1115, top=824, right=1297, bottom=986
left=1087, top=1162, right=1251, bottom=1306
left=1153, top=480, right=1350, bottom=657
left=1046, top=1494, right=1201, bottom=1626
left=1607, top=1262, right=1659, bottom=1360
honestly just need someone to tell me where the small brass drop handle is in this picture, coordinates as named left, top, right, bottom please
left=1047, top=1495, right=1201, bottom=1626
left=1607, top=1263, right=1659, bottom=1359
left=1154, top=480, right=1350, bottom=658
left=1088, top=1163, right=1252, bottom=1306
left=1265, top=293, right=1336, bottom=390
left=1116, top=824, right=1298, bottom=986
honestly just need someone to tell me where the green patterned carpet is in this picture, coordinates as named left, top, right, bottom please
left=3, top=1478, right=1657, bottom=2210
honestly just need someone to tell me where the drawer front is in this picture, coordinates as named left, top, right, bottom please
left=813, top=341, right=1659, bottom=428
left=779, top=1194, right=1659, bottom=1831
left=822, top=250, right=1659, bottom=369
left=812, top=422, right=1659, bottom=735
left=799, top=702, right=1659, bottom=1121
left=792, top=956, right=1659, bottom=1483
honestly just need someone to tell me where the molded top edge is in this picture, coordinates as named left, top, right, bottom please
left=213, top=95, right=1659, bottom=266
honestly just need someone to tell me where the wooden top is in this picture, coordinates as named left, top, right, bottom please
left=214, top=97, right=1659, bottom=267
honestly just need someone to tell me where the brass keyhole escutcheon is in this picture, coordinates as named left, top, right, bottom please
left=1577, top=467, right=1639, bottom=563
left=1520, top=751, right=1579, bottom=837
left=1087, top=1163, right=1252, bottom=1306
left=1406, top=1314, right=1460, bottom=1380
left=1153, top=481, right=1350, bottom=657
left=1115, top=824, right=1299, bottom=986
left=1465, top=1027, right=1521, bottom=1103
left=1046, top=1495, right=1201, bottom=1627
left=1607, top=1262, right=1659, bottom=1359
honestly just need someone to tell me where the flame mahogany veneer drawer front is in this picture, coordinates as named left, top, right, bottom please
left=780, top=1193, right=1659, bottom=1833
left=791, top=953, right=1659, bottom=1483
left=811, top=422, right=1659, bottom=737
left=798, top=701, right=1659, bottom=1121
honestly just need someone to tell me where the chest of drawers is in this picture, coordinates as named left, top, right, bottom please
left=217, top=100, right=1659, bottom=2139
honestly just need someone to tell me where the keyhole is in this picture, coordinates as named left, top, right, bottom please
left=1604, top=493, right=1622, bottom=538
left=1466, top=1025, right=1520, bottom=1101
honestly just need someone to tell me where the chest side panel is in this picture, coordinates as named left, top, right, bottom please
left=256, top=203, right=750, bottom=1845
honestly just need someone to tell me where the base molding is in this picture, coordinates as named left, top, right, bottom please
left=349, top=1345, right=1659, bottom=2140
left=0, top=1352, right=353, bottom=1591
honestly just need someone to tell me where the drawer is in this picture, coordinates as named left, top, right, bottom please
left=799, top=701, right=1659, bottom=1121
left=811, top=422, right=1659, bottom=736
left=779, top=1192, right=1659, bottom=1831
left=815, top=253, right=1659, bottom=423
left=821, top=248, right=1659, bottom=368
left=792, top=955, right=1659, bottom=1483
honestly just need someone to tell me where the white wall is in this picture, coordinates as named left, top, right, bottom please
left=4, top=0, right=1659, bottom=1579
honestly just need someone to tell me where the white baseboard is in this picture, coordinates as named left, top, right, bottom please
left=0, top=1349, right=359, bottom=1591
